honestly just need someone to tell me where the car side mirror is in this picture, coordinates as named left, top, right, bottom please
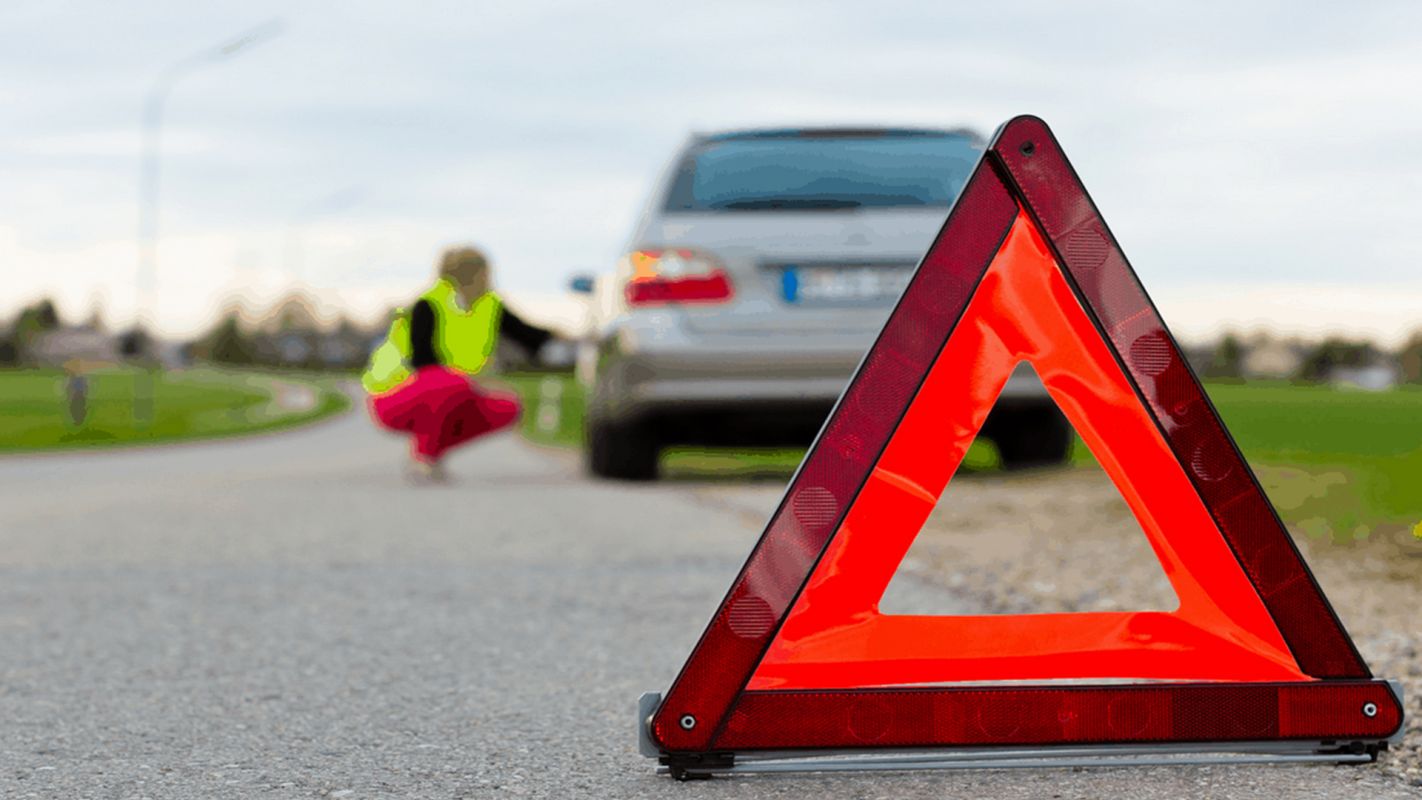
left=569, top=274, right=596, bottom=295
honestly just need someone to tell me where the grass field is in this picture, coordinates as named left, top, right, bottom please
left=1196, top=382, right=1422, bottom=540
left=0, top=367, right=350, bottom=452
left=493, top=372, right=587, bottom=450
left=501, top=372, right=1421, bottom=537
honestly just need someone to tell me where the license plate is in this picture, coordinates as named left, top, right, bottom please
left=782, top=265, right=912, bottom=304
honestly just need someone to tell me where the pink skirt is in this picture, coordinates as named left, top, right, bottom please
left=368, top=366, right=521, bottom=462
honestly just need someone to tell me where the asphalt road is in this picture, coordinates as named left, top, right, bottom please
left=0, top=412, right=1411, bottom=798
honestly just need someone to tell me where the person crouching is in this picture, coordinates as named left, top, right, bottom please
left=362, top=246, right=544, bottom=482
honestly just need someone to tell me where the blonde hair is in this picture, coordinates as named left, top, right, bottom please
left=438, top=246, right=491, bottom=297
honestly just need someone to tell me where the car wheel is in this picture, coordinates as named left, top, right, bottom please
left=586, top=417, right=661, bottom=481
left=989, top=405, right=1073, bottom=470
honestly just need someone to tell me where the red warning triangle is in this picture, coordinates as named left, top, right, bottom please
left=753, top=213, right=1305, bottom=690
left=648, top=116, right=1400, bottom=769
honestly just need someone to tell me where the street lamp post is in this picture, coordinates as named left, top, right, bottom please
left=134, top=19, right=283, bottom=426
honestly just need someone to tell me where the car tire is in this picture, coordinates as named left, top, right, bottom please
left=586, top=417, right=661, bottom=481
left=989, top=405, right=1073, bottom=470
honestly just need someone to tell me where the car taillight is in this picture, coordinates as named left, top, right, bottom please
left=624, top=249, right=733, bottom=306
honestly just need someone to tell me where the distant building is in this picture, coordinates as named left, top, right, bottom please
left=28, top=326, right=120, bottom=367
left=1329, top=363, right=1398, bottom=392
left=318, top=323, right=375, bottom=369
left=275, top=331, right=314, bottom=365
left=539, top=338, right=577, bottom=369
left=150, top=339, right=191, bottom=370
left=1241, top=337, right=1306, bottom=380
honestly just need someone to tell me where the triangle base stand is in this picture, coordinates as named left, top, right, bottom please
left=638, top=687, right=1404, bottom=780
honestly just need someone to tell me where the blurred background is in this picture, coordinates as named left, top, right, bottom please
left=3, top=3, right=1422, bottom=795
left=3, top=2, right=1420, bottom=517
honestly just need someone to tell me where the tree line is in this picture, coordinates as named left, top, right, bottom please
left=0, top=294, right=384, bottom=371
left=1203, top=331, right=1422, bottom=384
left=4, top=296, right=1421, bottom=383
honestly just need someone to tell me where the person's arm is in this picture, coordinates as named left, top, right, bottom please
left=498, top=305, right=553, bottom=360
left=409, top=299, right=440, bottom=368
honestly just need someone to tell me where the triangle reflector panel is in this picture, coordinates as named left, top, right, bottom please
left=752, top=212, right=1305, bottom=690
left=647, top=116, right=1401, bottom=771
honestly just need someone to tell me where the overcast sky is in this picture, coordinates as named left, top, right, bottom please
left=3, top=1, right=1421, bottom=342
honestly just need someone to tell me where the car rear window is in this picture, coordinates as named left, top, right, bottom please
left=662, top=132, right=980, bottom=212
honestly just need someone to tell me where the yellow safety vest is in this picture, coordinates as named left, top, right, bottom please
left=361, top=280, right=502, bottom=395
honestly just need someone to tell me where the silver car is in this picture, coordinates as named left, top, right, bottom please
left=575, top=126, right=1069, bottom=480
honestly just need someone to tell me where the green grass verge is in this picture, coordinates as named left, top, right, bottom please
left=0, top=367, right=351, bottom=452
left=1199, top=382, right=1421, bottom=540
left=1068, top=382, right=1422, bottom=538
left=500, top=372, right=1422, bottom=536
left=660, top=440, right=1003, bottom=481
left=493, top=372, right=587, bottom=449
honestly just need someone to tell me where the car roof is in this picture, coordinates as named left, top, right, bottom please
left=695, top=126, right=983, bottom=144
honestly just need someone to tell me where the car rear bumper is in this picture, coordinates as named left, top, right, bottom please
left=587, top=320, right=1052, bottom=427
left=590, top=345, right=858, bottom=417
